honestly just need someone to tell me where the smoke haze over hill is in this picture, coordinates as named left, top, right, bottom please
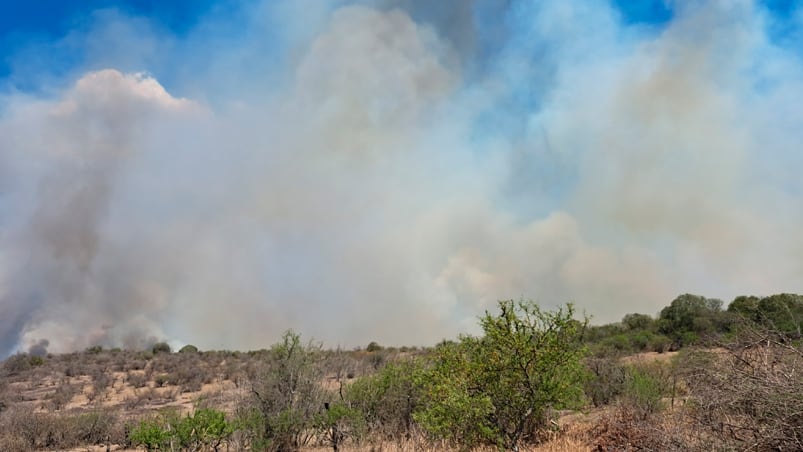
left=1, top=0, right=802, bottom=356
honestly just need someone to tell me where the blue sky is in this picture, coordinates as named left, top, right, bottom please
left=0, top=0, right=680, bottom=89
left=0, top=0, right=799, bottom=92
left=1, top=0, right=803, bottom=355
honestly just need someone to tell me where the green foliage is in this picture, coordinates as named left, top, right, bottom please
left=415, top=300, right=588, bottom=449
left=728, top=295, right=760, bottom=318
left=186, top=408, right=235, bottom=450
left=585, top=357, right=627, bottom=406
left=621, top=365, right=666, bottom=418
left=316, top=401, right=365, bottom=450
left=345, top=360, right=423, bottom=439
left=365, top=341, right=383, bottom=353
left=584, top=323, right=625, bottom=343
left=128, top=408, right=234, bottom=451
left=622, top=313, right=654, bottom=331
left=129, top=418, right=170, bottom=451
left=659, top=293, right=729, bottom=347
left=729, top=293, right=803, bottom=337
left=178, top=344, right=199, bottom=354
left=415, top=342, right=496, bottom=447
left=248, top=330, right=325, bottom=451
left=28, top=356, right=44, bottom=367
left=151, top=342, right=172, bottom=355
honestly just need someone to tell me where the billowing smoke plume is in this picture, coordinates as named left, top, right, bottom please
left=0, top=71, right=199, bottom=354
left=1, top=0, right=802, bottom=355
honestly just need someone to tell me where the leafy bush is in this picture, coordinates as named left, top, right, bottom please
left=345, top=359, right=423, bottom=440
left=621, top=365, right=666, bottom=418
left=659, top=293, right=730, bottom=347
left=365, top=342, right=383, bottom=353
left=179, top=344, right=199, bottom=354
left=129, top=408, right=234, bottom=451
left=246, top=330, right=326, bottom=451
left=28, top=356, right=44, bottom=367
left=316, top=401, right=365, bottom=450
left=729, top=293, right=803, bottom=338
left=584, top=357, right=627, bottom=406
left=415, top=300, right=588, bottom=449
left=129, top=418, right=170, bottom=451
left=151, top=342, right=172, bottom=355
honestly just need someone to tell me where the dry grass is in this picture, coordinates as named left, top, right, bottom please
left=0, top=346, right=613, bottom=451
left=619, top=350, right=679, bottom=365
left=2, top=350, right=252, bottom=416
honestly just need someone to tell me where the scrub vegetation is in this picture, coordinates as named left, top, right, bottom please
left=1, top=294, right=801, bottom=451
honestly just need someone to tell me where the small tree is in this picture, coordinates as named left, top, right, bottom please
left=316, top=401, right=364, bottom=451
left=345, top=360, right=423, bottom=440
left=179, top=344, right=199, bottom=354
left=416, top=300, right=588, bottom=450
left=129, top=419, right=170, bottom=451
left=129, top=408, right=234, bottom=451
left=659, top=294, right=728, bottom=347
left=188, top=408, right=235, bottom=451
left=248, top=330, right=325, bottom=450
left=151, top=342, right=171, bottom=355
left=622, top=313, right=654, bottom=331
left=365, top=342, right=383, bottom=353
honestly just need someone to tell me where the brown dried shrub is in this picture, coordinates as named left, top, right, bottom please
left=679, top=326, right=803, bottom=451
left=127, top=371, right=148, bottom=388
left=49, top=382, right=79, bottom=411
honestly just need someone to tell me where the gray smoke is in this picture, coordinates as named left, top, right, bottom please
left=1, top=0, right=802, bottom=356
left=27, top=339, right=49, bottom=357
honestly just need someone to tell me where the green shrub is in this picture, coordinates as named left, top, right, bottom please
left=647, top=334, right=672, bottom=353
left=346, top=360, right=423, bottom=440
left=184, top=408, right=235, bottom=451
left=365, top=342, right=383, bottom=353
left=620, top=364, right=667, bottom=419
left=151, top=342, right=172, bottom=355
left=729, top=293, right=803, bottom=337
left=246, top=330, right=325, bottom=451
left=584, top=357, right=627, bottom=407
left=179, top=344, right=199, bottom=354
left=316, top=401, right=365, bottom=450
left=659, top=293, right=729, bottom=347
left=129, top=419, right=170, bottom=451
left=599, top=334, right=631, bottom=352
left=622, top=313, right=654, bottom=331
left=129, top=408, right=234, bottom=451
left=415, top=300, right=588, bottom=449
left=28, top=356, right=44, bottom=367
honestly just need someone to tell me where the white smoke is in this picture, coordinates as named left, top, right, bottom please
left=1, top=0, right=802, bottom=355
